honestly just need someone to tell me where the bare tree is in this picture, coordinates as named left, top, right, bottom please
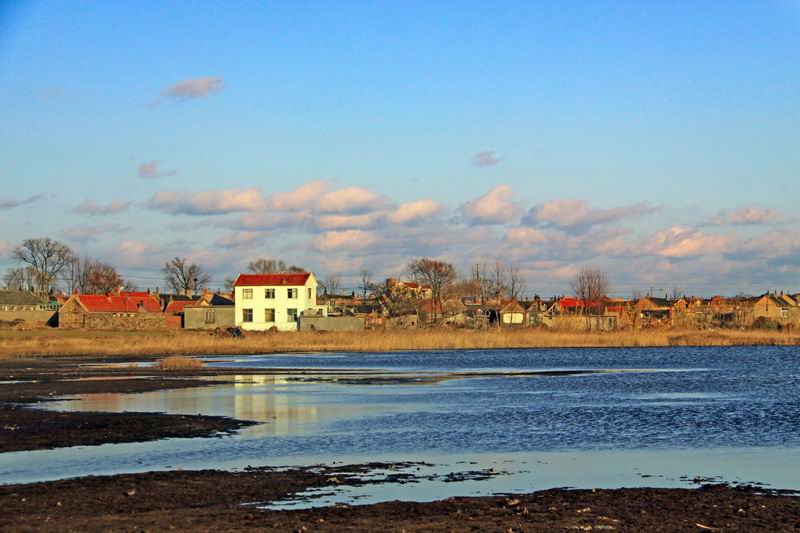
left=162, top=257, right=211, bottom=296
left=359, top=268, right=373, bottom=300
left=507, top=263, right=527, bottom=300
left=3, top=267, right=37, bottom=291
left=62, top=255, right=92, bottom=294
left=482, top=261, right=508, bottom=299
left=408, top=258, right=457, bottom=322
left=247, top=258, right=305, bottom=274
left=86, top=261, right=124, bottom=293
left=570, top=266, right=609, bottom=315
left=12, top=238, right=74, bottom=296
left=319, top=274, right=342, bottom=295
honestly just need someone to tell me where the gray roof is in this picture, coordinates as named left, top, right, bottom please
left=0, top=291, right=47, bottom=305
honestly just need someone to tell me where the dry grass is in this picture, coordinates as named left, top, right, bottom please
left=0, top=327, right=798, bottom=359
left=154, top=355, right=206, bottom=371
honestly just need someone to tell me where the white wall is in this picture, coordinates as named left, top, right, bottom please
left=234, top=276, right=319, bottom=331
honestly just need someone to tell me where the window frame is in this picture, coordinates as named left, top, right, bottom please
left=288, top=288, right=298, bottom=299
left=242, top=288, right=253, bottom=300
left=264, top=288, right=275, bottom=299
left=242, top=308, right=253, bottom=322
left=287, top=308, right=298, bottom=321
left=265, top=308, right=275, bottom=322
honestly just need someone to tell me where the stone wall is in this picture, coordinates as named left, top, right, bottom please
left=59, top=311, right=166, bottom=330
left=298, top=315, right=365, bottom=332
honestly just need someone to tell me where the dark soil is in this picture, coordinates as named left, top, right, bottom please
left=0, top=357, right=248, bottom=452
left=1, top=467, right=798, bottom=532
left=0, top=404, right=252, bottom=453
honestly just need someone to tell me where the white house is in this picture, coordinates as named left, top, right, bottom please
left=233, top=272, right=325, bottom=331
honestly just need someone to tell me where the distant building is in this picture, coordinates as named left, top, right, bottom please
left=183, top=292, right=235, bottom=330
left=233, top=273, right=325, bottom=331
left=0, top=291, right=56, bottom=326
left=59, top=292, right=164, bottom=329
left=754, top=293, right=798, bottom=324
left=386, top=278, right=433, bottom=300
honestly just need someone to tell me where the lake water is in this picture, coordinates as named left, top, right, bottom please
left=1, top=346, right=799, bottom=505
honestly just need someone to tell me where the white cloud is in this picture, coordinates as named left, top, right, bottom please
left=387, top=199, right=442, bottom=224
left=461, top=185, right=521, bottom=225
left=524, top=200, right=658, bottom=230
left=504, top=227, right=549, bottom=245
left=311, top=230, right=377, bottom=252
left=161, top=76, right=224, bottom=101
left=707, top=206, right=793, bottom=226
left=269, top=180, right=328, bottom=210
left=214, top=231, right=268, bottom=248
left=471, top=150, right=502, bottom=167
left=63, top=224, right=129, bottom=242
left=148, top=188, right=267, bottom=215
left=138, top=161, right=177, bottom=179
left=317, top=186, right=384, bottom=213
left=643, top=227, right=731, bottom=258
left=72, top=199, right=132, bottom=216
left=314, top=212, right=382, bottom=230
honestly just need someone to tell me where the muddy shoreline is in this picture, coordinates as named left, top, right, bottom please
left=1, top=466, right=798, bottom=531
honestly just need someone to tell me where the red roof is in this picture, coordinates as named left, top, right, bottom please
left=75, top=294, right=162, bottom=313
left=234, top=273, right=312, bottom=287
left=165, top=300, right=198, bottom=314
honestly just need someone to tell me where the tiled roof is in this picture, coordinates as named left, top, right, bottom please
left=234, top=273, right=311, bottom=287
left=75, top=294, right=162, bottom=313
left=0, top=291, right=47, bottom=306
left=165, top=300, right=198, bottom=313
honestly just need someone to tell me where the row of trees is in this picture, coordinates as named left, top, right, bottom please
left=3, top=238, right=136, bottom=296
left=3, top=239, right=612, bottom=312
left=3, top=238, right=219, bottom=297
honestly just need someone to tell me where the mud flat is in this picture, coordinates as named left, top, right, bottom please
left=1, top=467, right=798, bottom=531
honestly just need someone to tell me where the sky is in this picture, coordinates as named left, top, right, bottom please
left=0, top=0, right=798, bottom=296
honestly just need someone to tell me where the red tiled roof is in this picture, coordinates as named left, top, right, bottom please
left=234, top=273, right=311, bottom=287
left=76, top=294, right=162, bottom=313
left=165, top=300, right=198, bottom=314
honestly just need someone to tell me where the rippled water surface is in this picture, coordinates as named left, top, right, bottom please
left=2, top=346, right=799, bottom=497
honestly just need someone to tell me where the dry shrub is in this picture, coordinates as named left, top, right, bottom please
left=155, top=355, right=206, bottom=371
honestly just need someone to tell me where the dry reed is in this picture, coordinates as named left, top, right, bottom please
left=154, top=355, right=206, bottom=371
left=0, top=328, right=798, bottom=359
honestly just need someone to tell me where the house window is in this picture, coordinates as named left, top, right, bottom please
left=264, top=288, right=275, bottom=299
left=265, top=308, right=275, bottom=322
left=242, top=289, right=253, bottom=299
left=287, top=308, right=298, bottom=321
left=307, top=288, right=312, bottom=299
left=242, top=308, right=253, bottom=322
left=204, top=310, right=215, bottom=323
left=288, top=288, right=298, bottom=299
left=780, top=308, right=789, bottom=318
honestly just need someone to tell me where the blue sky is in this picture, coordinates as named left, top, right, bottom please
left=0, top=1, right=798, bottom=295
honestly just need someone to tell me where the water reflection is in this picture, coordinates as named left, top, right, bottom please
left=45, top=375, right=426, bottom=438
